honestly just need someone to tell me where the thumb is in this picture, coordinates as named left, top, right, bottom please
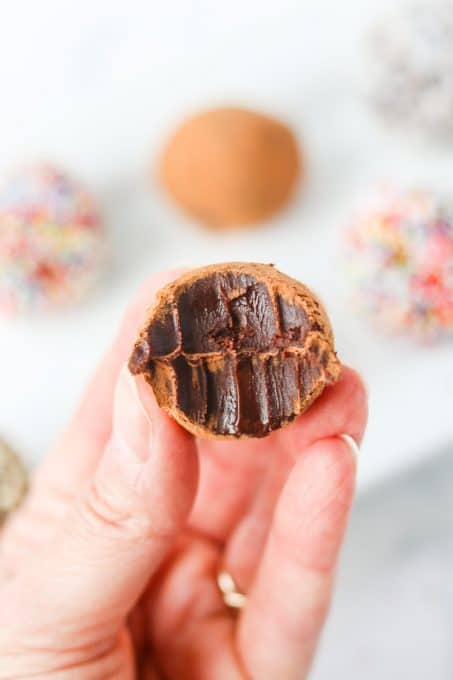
left=30, top=365, right=199, bottom=625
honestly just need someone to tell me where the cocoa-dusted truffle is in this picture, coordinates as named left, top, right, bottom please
left=159, top=107, right=301, bottom=229
left=129, top=263, right=340, bottom=439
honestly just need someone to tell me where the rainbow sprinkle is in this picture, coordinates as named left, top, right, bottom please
left=0, top=164, right=104, bottom=316
left=345, top=187, right=453, bottom=342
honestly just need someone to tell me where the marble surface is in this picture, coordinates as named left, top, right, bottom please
left=312, top=445, right=453, bottom=679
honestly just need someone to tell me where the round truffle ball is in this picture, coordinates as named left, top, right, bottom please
left=0, top=164, right=104, bottom=316
left=345, top=187, right=453, bottom=341
left=368, top=0, right=453, bottom=140
left=159, top=107, right=301, bottom=229
left=129, top=262, right=340, bottom=439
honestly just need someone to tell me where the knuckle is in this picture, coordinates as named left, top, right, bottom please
left=78, top=478, right=173, bottom=545
left=80, top=478, right=137, bottom=537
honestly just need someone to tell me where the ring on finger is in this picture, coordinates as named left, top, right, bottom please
left=217, top=570, right=247, bottom=610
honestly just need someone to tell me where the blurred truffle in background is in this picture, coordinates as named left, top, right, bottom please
left=368, top=0, right=453, bottom=141
left=0, top=164, right=105, bottom=316
left=344, top=186, right=453, bottom=342
left=159, top=106, right=301, bottom=230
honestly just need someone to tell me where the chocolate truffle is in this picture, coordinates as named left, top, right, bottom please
left=159, top=107, right=301, bottom=229
left=129, top=263, right=340, bottom=439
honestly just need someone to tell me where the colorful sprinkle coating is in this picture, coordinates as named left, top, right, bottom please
left=368, top=0, right=453, bottom=140
left=0, top=164, right=104, bottom=315
left=345, top=187, right=453, bottom=341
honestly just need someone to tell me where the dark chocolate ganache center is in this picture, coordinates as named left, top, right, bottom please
left=129, top=271, right=329, bottom=437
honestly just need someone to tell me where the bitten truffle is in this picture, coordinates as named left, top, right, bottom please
left=159, top=107, right=301, bottom=229
left=129, top=263, right=340, bottom=439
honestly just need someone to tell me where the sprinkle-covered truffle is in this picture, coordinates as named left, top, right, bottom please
left=345, top=187, right=453, bottom=341
left=368, top=0, right=453, bottom=140
left=0, top=164, right=104, bottom=316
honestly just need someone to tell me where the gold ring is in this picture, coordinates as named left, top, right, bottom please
left=217, top=570, right=247, bottom=609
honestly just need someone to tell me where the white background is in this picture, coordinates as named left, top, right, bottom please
left=0, top=0, right=452, bottom=489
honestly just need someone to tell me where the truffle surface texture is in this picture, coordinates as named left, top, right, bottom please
left=129, top=263, right=340, bottom=439
left=159, top=107, right=300, bottom=229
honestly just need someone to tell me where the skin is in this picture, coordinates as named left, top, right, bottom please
left=0, top=270, right=367, bottom=680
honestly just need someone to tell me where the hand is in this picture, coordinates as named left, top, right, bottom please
left=0, top=270, right=367, bottom=680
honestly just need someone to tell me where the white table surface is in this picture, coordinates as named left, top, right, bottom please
left=0, top=0, right=452, bottom=489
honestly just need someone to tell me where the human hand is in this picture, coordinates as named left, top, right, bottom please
left=0, top=270, right=367, bottom=680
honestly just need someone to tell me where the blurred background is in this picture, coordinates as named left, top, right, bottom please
left=0, top=0, right=451, bottom=677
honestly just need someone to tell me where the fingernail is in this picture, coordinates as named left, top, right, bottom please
left=339, top=433, right=360, bottom=459
left=134, top=373, right=163, bottom=422
left=111, top=365, right=151, bottom=463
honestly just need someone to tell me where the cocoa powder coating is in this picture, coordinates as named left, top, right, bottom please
left=129, top=263, right=340, bottom=439
left=159, top=107, right=301, bottom=229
